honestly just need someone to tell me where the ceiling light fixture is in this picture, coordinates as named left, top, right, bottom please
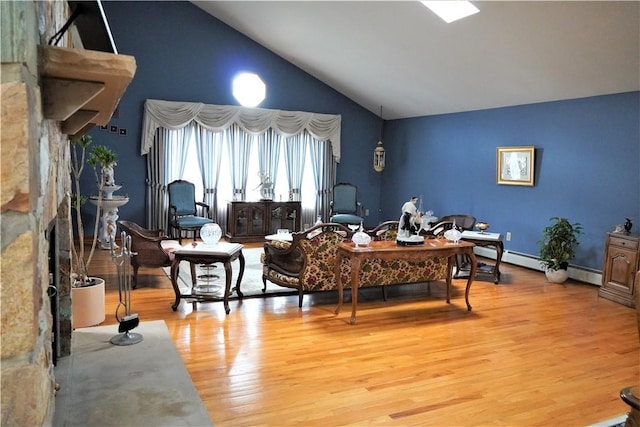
left=373, top=106, right=385, bottom=173
left=232, top=72, right=266, bottom=107
left=421, top=1, right=479, bottom=23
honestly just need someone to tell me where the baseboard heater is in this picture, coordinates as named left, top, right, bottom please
left=473, top=247, right=602, bottom=286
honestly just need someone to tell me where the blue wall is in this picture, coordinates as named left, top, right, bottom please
left=382, top=92, right=640, bottom=270
left=83, top=1, right=639, bottom=272
left=81, top=1, right=383, bottom=231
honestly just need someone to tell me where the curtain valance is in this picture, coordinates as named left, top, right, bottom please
left=141, top=99, right=342, bottom=162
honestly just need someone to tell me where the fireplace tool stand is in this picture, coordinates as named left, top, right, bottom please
left=109, top=232, right=143, bottom=346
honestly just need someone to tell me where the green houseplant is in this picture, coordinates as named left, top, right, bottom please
left=538, top=217, right=583, bottom=283
left=69, top=134, right=118, bottom=287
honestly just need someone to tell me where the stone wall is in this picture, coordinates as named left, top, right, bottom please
left=1, top=1, right=71, bottom=425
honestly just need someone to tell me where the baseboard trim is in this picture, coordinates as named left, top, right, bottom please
left=473, top=247, right=602, bottom=286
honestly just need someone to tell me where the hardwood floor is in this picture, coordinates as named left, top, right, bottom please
left=89, top=242, right=639, bottom=426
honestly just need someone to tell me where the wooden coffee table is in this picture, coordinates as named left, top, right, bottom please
left=334, top=239, right=477, bottom=324
left=170, top=242, right=245, bottom=313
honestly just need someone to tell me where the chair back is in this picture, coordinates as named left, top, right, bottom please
left=332, top=183, right=359, bottom=214
left=440, top=214, right=476, bottom=231
left=168, top=180, right=197, bottom=216
left=366, top=221, right=399, bottom=241
left=119, top=220, right=144, bottom=238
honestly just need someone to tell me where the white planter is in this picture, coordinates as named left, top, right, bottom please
left=71, top=278, right=106, bottom=328
left=545, top=268, right=569, bottom=283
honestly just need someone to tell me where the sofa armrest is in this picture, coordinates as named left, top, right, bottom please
left=263, top=241, right=304, bottom=276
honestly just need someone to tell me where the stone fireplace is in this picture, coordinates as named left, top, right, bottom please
left=1, top=1, right=134, bottom=425
left=1, top=2, right=72, bottom=424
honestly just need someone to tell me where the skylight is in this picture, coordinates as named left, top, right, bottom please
left=421, top=1, right=479, bottom=23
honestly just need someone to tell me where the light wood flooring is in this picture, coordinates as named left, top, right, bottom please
left=90, top=242, right=639, bottom=426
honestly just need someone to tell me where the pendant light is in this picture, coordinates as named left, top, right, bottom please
left=373, top=106, right=385, bottom=172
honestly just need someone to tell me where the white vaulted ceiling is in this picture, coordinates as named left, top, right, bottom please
left=192, top=1, right=639, bottom=120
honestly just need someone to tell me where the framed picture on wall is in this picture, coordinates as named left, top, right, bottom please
left=496, top=146, right=535, bottom=186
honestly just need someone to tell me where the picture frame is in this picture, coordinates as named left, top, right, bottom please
left=496, top=146, right=535, bottom=186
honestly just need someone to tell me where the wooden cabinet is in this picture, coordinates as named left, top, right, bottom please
left=599, top=232, right=639, bottom=308
left=226, top=201, right=301, bottom=242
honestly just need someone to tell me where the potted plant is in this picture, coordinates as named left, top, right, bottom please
left=538, top=217, right=583, bottom=283
left=69, top=134, right=118, bottom=287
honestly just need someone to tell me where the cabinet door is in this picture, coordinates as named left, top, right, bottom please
left=603, top=245, right=638, bottom=297
left=268, top=202, right=299, bottom=234
left=250, top=205, right=264, bottom=236
left=234, top=205, right=251, bottom=237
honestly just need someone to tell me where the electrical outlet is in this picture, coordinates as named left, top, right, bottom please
left=365, top=209, right=370, bottom=216
left=506, top=232, right=512, bottom=241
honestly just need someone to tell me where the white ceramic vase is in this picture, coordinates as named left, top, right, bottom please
left=545, top=268, right=569, bottom=283
left=71, top=278, right=106, bottom=328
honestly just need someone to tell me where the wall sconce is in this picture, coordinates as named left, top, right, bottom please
left=373, top=106, right=385, bottom=172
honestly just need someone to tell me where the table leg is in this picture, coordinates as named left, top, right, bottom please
left=234, top=250, right=245, bottom=298
left=493, top=242, right=504, bottom=284
left=334, top=253, right=344, bottom=315
left=189, top=262, right=197, bottom=286
left=223, top=260, right=232, bottom=314
left=349, top=258, right=362, bottom=325
left=446, top=256, right=454, bottom=303
left=170, top=259, right=181, bottom=311
left=465, top=251, right=477, bottom=311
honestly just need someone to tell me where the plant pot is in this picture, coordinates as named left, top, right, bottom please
left=545, top=268, right=569, bottom=283
left=71, top=277, right=105, bottom=328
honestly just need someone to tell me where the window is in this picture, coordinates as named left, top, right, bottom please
left=142, top=99, right=340, bottom=232
left=170, top=126, right=327, bottom=229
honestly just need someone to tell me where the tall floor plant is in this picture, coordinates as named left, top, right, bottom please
left=69, top=135, right=117, bottom=287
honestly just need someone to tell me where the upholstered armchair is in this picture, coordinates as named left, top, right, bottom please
left=262, top=223, right=354, bottom=307
left=167, top=179, right=213, bottom=244
left=118, top=220, right=182, bottom=289
left=329, top=182, right=364, bottom=226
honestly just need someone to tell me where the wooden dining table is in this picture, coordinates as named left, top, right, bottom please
left=334, top=239, right=477, bottom=324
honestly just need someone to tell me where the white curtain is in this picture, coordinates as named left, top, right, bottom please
left=142, top=99, right=341, bottom=231
left=141, top=99, right=342, bottom=162
left=195, top=125, right=223, bottom=220
left=309, top=138, right=334, bottom=223
left=145, top=126, right=193, bottom=230
left=257, top=131, right=281, bottom=201
left=229, top=124, right=253, bottom=201
left=284, top=133, right=307, bottom=203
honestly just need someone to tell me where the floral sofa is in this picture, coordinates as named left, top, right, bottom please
left=262, top=222, right=449, bottom=307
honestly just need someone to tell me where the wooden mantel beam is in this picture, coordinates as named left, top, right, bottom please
left=38, top=45, right=136, bottom=135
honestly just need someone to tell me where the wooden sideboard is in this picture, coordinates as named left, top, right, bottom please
left=599, top=232, right=639, bottom=308
left=226, top=201, right=301, bottom=243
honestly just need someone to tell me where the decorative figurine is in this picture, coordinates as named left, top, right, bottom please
left=102, top=164, right=116, bottom=187
left=254, top=172, right=274, bottom=200
left=399, top=197, right=421, bottom=234
left=624, top=218, right=633, bottom=233
left=397, top=196, right=425, bottom=245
